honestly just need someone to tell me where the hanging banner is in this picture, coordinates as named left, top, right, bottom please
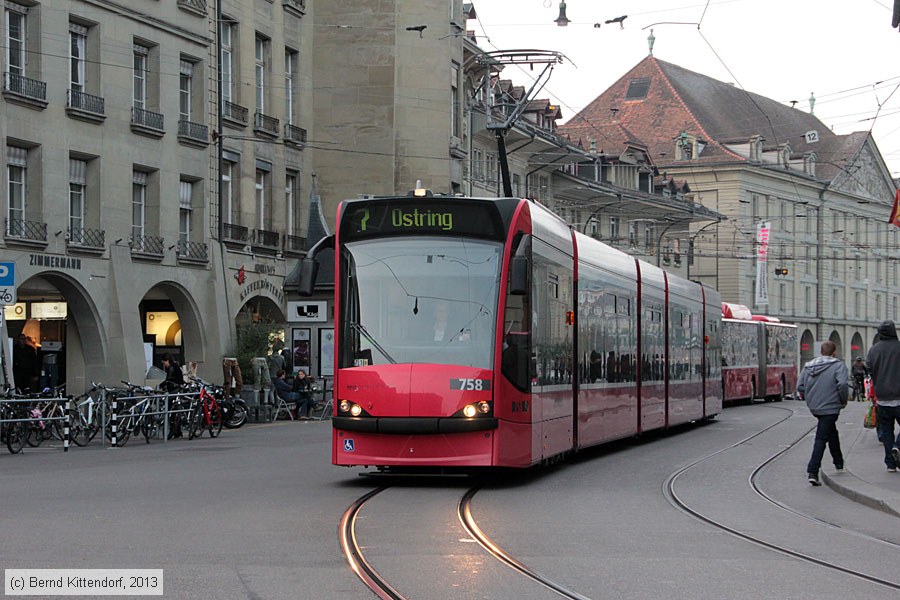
left=755, top=221, right=770, bottom=306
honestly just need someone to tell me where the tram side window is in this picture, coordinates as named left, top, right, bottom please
left=502, top=234, right=532, bottom=391
left=532, top=239, right=573, bottom=386
left=577, top=263, right=637, bottom=384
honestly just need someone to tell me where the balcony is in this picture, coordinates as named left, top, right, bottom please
left=131, top=107, right=165, bottom=138
left=284, top=123, right=307, bottom=148
left=66, top=227, right=106, bottom=254
left=176, top=240, right=209, bottom=264
left=4, top=218, right=48, bottom=248
left=222, top=100, right=248, bottom=128
left=253, top=111, right=280, bottom=138
left=223, top=223, right=250, bottom=248
left=130, top=235, right=165, bottom=260
left=177, top=119, right=209, bottom=147
left=283, top=234, right=307, bottom=256
left=66, top=89, right=106, bottom=123
left=253, top=229, right=280, bottom=254
left=2, top=72, right=48, bottom=109
left=283, top=0, right=306, bottom=17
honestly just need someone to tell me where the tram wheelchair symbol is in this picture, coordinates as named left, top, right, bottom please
left=343, top=439, right=355, bottom=452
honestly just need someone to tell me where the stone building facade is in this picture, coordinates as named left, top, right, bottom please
left=560, top=55, right=900, bottom=366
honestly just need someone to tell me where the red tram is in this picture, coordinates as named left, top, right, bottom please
left=301, top=192, right=722, bottom=468
left=721, top=302, right=798, bottom=404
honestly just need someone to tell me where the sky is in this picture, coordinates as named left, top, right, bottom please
left=467, top=0, right=900, bottom=177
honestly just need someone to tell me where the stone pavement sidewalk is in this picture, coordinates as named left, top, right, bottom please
left=815, top=399, right=900, bottom=517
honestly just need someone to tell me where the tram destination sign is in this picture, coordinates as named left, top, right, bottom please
left=342, top=199, right=504, bottom=241
left=0, top=262, right=15, bottom=305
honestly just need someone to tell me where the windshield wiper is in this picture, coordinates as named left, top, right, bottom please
left=350, top=322, right=397, bottom=365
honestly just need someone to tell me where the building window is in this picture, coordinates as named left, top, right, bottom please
left=255, top=35, right=267, bottom=112
left=804, top=286, right=812, bottom=315
left=512, top=173, right=521, bottom=197
left=69, top=23, right=87, bottom=93
left=855, top=291, right=863, bottom=319
left=285, top=49, right=297, bottom=125
left=179, top=60, right=193, bottom=121
left=486, top=153, right=496, bottom=185
left=779, top=283, right=787, bottom=313
left=832, top=288, right=839, bottom=317
left=6, top=146, right=27, bottom=235
left=832, top=251, right=838, bottom=278
left=286, top=172, right=297, bottom=235
left=132, top=171, right=147, bottom=240
left=222, top=159, right=235, bottom=224
left=220, top=21, right=234, bottom=103
left=179, top=180, right=192, bottom=244
left=69, top=159, right=87, bottom=243
left=133, top=43, right=149, bottom=109
left=609, top=217, right=619, bottom=241
left=451, top=63, right=460, bottom=138
left=472, top=148, right=482, bottom=180
left=6, top=5, right=26, bottom=77
left=255, top=164, right=272, bottom=230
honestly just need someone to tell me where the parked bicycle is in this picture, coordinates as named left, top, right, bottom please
left=188, top=378, right=224, bottom=439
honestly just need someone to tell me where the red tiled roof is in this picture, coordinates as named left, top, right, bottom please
left=559, top=56, right=867, bottom=180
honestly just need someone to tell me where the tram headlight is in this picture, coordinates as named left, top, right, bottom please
left=349, top=404, right=363, bottom=417
left=478, top=401, right=491, bottom=414
left=339, top=400, right=351, bottom=413
left=462, top=404, right=478, bottom=418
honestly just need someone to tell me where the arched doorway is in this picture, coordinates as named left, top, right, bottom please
left=7, top=272, right=106, bottom=394
left=850, top=332, right=865, bottom=360
left=828, top=330, right=843, bottom=360
left=800, top=329, right=815, bottom=369
left=140, top=282, right=206, bottom=377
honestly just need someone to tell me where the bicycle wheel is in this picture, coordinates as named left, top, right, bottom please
left=207, top=403, right=224, bottom=438
left=143, top=413, right=162, bottom=443
left=6, top=421, right=26, bottom=454
left=67, top=409, right=87, bottom=447
left=188, top=408, right=204, bottom=440
left=114, top=415, right=132, bottom=446
left=26, top=423, right=44, bottom=447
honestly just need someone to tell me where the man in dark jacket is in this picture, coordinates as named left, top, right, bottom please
left=797, top=341, right=848, bottom=485
left=866, top=320, right=900, bottom=472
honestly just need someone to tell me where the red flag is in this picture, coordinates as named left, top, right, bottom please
left=891, top=189, right=900, bottom=228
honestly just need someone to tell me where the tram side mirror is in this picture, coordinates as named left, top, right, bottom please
left=298, top=257, right=319, bottom=297
left=297, top=234, right=334, bottom=296
left=509, top=255, right=528, bottom=295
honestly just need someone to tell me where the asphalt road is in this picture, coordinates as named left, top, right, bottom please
left=2, top=405, right=898, bottom=599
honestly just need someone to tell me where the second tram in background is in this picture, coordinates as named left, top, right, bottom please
left=721, top=302, right=798, bottom=404
left=301, top=190, right=722, bottom=469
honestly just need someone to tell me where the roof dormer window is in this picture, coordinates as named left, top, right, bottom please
left=625, top=77, right=650, bottom=100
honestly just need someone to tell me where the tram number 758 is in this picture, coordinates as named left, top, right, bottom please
left=450, top=378, right=491, bottom=391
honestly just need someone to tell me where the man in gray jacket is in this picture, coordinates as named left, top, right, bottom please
left=797, top=341, right=848, bottom=486
left=866, top=320, right=900, bottom=472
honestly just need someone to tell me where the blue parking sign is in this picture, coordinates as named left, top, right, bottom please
left=0, top=262, right=13, bottom=286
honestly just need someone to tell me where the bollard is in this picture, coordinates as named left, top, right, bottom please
left=64, top=396, right=72, bottom=452
left=111, top=398, right=118, bottom=448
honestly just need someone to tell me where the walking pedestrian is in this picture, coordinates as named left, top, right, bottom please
left=797, top=341, right=848, bottom=486
left=865, top=320, right=900, bottom=472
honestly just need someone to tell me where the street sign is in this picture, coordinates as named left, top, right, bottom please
left=0, top=262, right=16, bottom=305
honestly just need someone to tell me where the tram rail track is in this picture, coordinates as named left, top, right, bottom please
left=664, top=404, right=900, bottom=591
left=340, top=482, right=592, bottom=599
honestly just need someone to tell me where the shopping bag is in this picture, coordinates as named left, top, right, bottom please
left=864, top=401, right=877, bottom=429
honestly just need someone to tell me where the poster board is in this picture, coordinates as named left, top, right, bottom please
left=292, top=328, right=311, bottom=374
left=319, top=328, right=334, bottom=377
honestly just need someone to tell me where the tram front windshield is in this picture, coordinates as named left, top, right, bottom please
left=341, top=236, right=501, bottom=369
